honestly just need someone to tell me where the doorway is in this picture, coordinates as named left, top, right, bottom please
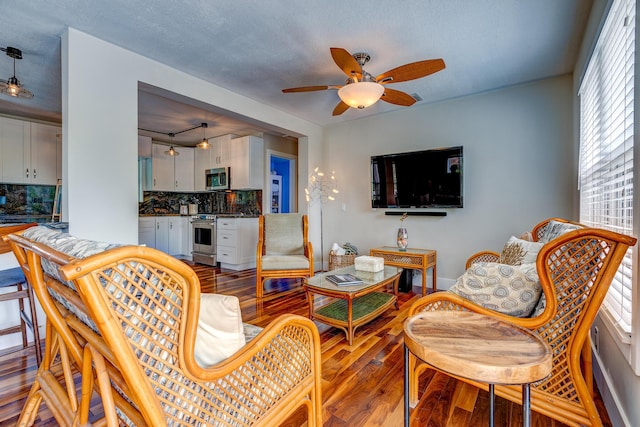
left=267, top=150, right=296, bottom=213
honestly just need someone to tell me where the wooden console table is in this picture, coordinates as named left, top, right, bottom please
left=370, top=246, right=436, bottom=295
left=404, top=311, right=552, bottom=427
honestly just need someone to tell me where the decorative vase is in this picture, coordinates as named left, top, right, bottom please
left=397, top=227, right=408, bottom=251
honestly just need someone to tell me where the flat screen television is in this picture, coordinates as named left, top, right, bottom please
left=371, top=146, right=463, bottom=208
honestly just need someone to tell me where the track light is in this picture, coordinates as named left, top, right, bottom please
left=0, top=47, right=33, bottom=99
left=196, top=123, right=210, bottom=149
left=165, top=133, right=180, bottom=156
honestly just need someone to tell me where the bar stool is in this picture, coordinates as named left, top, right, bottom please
left=0, top=223, right=41, bottom=365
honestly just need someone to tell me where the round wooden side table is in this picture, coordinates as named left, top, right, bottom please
left=403, top=311, right=552, bottom=427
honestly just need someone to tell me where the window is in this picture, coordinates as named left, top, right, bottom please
left=579, top=0, right=635, bottom=343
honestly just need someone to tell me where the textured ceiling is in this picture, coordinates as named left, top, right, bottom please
left=0, top=0, right=593, bottom=144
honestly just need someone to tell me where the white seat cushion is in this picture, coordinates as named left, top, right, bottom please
left=261, top=255, right=310, bottom=271
left=194, top=293, right=246, bottom=368
left=264, top=214, right=304, bottom=255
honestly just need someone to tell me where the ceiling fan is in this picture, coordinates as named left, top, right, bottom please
left=282, top=47, right=445, bottom=116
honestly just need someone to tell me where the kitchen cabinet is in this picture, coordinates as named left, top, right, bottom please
left=0, top=117, right=60, bottom=185
left=138, top=135, right=152, bottom=158
left=139, top=216, right=191, bottom=259
left=174, top=147, right=194, bottom=191
left=152, top=143, right=194, bottom=191
left=138, top=217, right=156, bottom=248
left=216, top=217, right=259, bottom=270
left=229, top=135, right=264, bottom=189
left=194, top=134, right=232, bottom=191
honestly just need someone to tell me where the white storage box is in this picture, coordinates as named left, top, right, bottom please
left=354, top=255, right=384, bottom=273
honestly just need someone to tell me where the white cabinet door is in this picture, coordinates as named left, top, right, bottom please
left=138, top=135, right=152, bottom=158
left=30, top=123, right=59, bottom=185
left=211, top=135, right=231, bottom=167
left=139, top=217, right=156, bottom=247
left=194, top=146, right=212, bottom=191
left=155, top=217, right=169, bottom=253
left=229, top=136, right=264, bottom=189
left=174, top=147, right=194, bottom=191
left=168, top=217, right=191, bottom=256
left=0, top=117, right=30, bottom=183
left=152, top=143, right=174, bottom=191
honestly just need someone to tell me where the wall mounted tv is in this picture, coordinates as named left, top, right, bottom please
left=371, top=146, right=463, bottom=209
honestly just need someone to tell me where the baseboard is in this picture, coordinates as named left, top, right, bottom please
left=592, top=341, right=630, bottom=426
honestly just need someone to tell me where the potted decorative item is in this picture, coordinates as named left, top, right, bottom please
left=397, top=212, right=408, bottom=251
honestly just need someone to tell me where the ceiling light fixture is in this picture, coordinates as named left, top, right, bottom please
left=165, top=133, right=180, bottom=156
left=0, top=46, right=33, bottom=99
left=338, top=79, right=384, bottom=109
left=196, top=122, right=210, bottom=149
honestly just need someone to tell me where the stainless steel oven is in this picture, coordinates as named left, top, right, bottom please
left=191, top=215, right=216, bottom=266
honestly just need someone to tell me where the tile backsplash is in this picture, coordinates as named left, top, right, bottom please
left=139, top=190, right=262, bottom=216
left=0, top=184, right=56, bottom=215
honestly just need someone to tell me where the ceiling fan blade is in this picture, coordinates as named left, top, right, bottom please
left=282, top=85, right=331, bottom=93
left=332, top=101, right=350, bottom=116
left=376, top=59, right=445, bottom=84
left=330, top=47, right=362, bottom=78
left=381, top=88, right=416, bottom=106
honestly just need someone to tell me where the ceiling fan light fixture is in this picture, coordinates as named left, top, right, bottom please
left=338, top=81, right=384, bottom=109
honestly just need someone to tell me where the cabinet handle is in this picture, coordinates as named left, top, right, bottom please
left=26, top=168, right=29, bottom=178
left=153, top=178, right=156, bottom=186
left=157, top=223, right=160, bottom=230
left=175, top=180, right=178, bottom=188
left=170, top=222, right=173, bottom=229
left=33, top=169, right=37, bottom=179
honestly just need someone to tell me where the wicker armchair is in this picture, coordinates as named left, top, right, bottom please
left=407, top=225, right=636, bottom=426
left=8, top=227, right=322, bottom=427
left=256, top=214, right=314, bottom=298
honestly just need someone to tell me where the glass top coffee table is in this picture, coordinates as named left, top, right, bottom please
left=303, top=265, right=402, bottom=345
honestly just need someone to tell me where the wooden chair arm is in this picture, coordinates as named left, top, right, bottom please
left=465, top=250, right=500, bottom=269
left=409, top=291, right=552, bottom=330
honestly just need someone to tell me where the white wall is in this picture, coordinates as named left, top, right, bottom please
left=322, top=75, right=574, bottom=285
left=61, top=28, right=323, bottom=243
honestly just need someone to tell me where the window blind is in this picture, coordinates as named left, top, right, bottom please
left=579, top=0, right=635, bottom=335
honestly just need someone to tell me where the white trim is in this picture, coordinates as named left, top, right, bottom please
left=592, top=338, right=632, bottom=426
left=265, top=149, right=297, bottom=213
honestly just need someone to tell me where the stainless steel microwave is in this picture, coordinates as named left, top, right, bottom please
left=205, top=167, right=230, bottom=190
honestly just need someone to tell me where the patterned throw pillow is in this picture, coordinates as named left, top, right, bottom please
left=538, top=220, right=582, bottom=244
left=499, top=236, right=544, bottom=266
left=450, top=262, right=542, bottom=317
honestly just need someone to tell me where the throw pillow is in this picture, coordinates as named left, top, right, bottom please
left=499, top=236, right=544, bottom=266
left=194, top=293, right=246, bottom=367
left=450, top=262, right=542, bottom=317
left=539, top=220, right=582, bottom=244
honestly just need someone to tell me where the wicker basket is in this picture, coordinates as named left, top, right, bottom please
left=329, top=250, right=356, bottom=270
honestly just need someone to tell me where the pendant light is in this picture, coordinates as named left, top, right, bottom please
left=165, top=133, right=179, bottom=156
left=196, top=123, right=210, bottom=149
left=0, top=47, right=34, bottom=99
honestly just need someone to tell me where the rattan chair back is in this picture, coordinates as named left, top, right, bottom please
left=9, top=232, right=322, bottom=427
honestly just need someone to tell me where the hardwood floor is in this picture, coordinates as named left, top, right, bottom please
left=0, top=263, right=612, bottom=426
